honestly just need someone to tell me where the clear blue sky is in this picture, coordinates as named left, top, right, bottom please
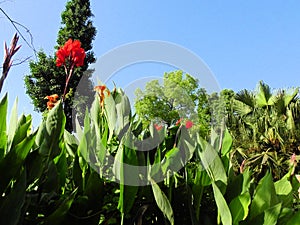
left=1, top=0, right=300, bottom=126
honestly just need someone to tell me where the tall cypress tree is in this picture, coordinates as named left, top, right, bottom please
left=25, top=0, right=96, bottom=131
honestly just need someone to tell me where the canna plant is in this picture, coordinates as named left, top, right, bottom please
left=1, top=82, right=300, bottom=224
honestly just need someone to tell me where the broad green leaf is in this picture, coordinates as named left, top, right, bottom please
left=64, top=130, right=78, bottom=157
left=278, top=207, right=294, bottom=225
left=250, top=171, right=278, bottom=220
left=43, top=160, right=59, bottom=193
left=286, top=107, right=295, bottom=132
left=115, top=88, right=131, bottom=136
left=75, top=116, right=83, bottom=141
left=54, top=147, right=67, bottom=190
left=115, top=142, right=139, bottom=214
left=284, top=87, right=298, bottom=106
left=44, top=189, right=77, bottom=225
left=263, top=203, right=282, bottom=225
left=96, top=122, right=108, bottom=166
left=286, top=210, right=300, bottom=225
left=90, top=94, right=101, bottom=128
left=256, top=81, right=274, bottom=107
left=212, top=182, right=232, bottom=225
left=226, top=173, right=243, bottom=202
left=197, top=135, right=227, bottom=185
left=104, top=92, right=116, bottom=140
left=38, top=102, right=65, bottom=159
left=233, top=99, right=253, bottom=117
left=11, top=114, right=31, bottom=145
left=229, top=191, right=251, bottom=225
left=274, top=175, right=293, bottom=207
left=26, top=150, right=44, bottom=184
left=221, top=129, right=233, bottom=156
left=73, top=153, right=83, bottom=192
left=151, top=179, right=174, bottom=225
left=227, top=169, right=252, bottom=202
left=161, top=147, right=183, bottom=174
left=7, top=97, right=18, bottom=151
left=0, top=169, right=26, bottom=225
left=179, top=126, right=196, bottom=162
left=0, top=131, right=36, bottom=193
left=0, top=94, right=8, bottom=159
left=84, top=171, right=104, bottom=211
left=46, top=101, right=65, bottom=141
left=150, top=146, right=163, bottom=182
left=241, top=169, right=252, bottom=194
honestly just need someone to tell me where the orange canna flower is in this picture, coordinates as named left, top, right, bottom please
left=45, top=94, right=59, bottom=102
left=94, top=85, right=111, bottom=111
left=45, top=94, right=60, bottom=110
left=175, top=118, right=182, bottom=126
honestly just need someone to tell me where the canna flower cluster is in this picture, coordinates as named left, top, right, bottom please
left=175, top=118, right=194, bottom=129
left=154, top=123, right=163, bottom=131
left=56, top=39, right=85, bottom=67
left=55, top=39, right=86, bottom=102
left=45, top=94, right=59, bottom=110
left=94, top=85, right=111, bottom=111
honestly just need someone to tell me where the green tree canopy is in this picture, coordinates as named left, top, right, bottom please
left=134, top=70, right=216, bottom=136
left=24, top=0, right=96, bottom=132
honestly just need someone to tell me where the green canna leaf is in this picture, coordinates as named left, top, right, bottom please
left=286, top=210, right=300, bottom=225
left=263, top=203, right=282, bottom=225
left=274, top=174, right=293, bottom=207
left=115, top=142, right=139, bottom=215
left=221, top=129, right=233, bottom=156
left=151, top=179, right=174, bottom=225
left=44, top=188, right=77, bottom=225
left=212, top=182, right=232, bottom=225
left=197, top=134, right=227, bottom=185
left=7, top=97, right=18, bottom=151
left=249, top=171, right=279, bottom=220
left=229, top=191, right=251, bottom=225
left=0, top=94, right=8, bottom=159
left=0, top=131, right=36, bottom=193
left=0, top=169, right=26, bottom=225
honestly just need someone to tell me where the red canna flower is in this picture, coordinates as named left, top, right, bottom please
left=185, top=120, right=193, bottom=129
left=56, top=39, right=86, bottom=101
left=154, top=124, right=163, bottom=131
left=56, top=39, right=86, bottom=67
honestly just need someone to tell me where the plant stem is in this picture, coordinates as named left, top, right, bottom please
left=62, top=64, right=74, bottom=102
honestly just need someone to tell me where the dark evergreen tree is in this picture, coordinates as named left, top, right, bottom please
left=24, top=0, right=96, bottom=132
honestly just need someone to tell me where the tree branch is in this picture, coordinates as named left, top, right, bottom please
left=0, top=7, right=37, bottom=58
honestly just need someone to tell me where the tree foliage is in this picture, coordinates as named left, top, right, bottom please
left=136, top=71, right=211, bottom=136
left=24, top=0, right=96, bottom=132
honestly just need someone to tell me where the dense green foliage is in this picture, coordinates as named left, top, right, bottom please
left=2, top=3, right=300, bottom=222
left=0, top=87, right=300, bottom=225
left=228, top=81, right=300, bottom=180
left=24, top=0, right=96, bottom=131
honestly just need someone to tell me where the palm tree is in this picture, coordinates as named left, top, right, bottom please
left=229, top=81, right=300, bottom=180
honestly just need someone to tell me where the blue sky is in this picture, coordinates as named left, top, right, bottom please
left=1, top=0, right=300, bottom=126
